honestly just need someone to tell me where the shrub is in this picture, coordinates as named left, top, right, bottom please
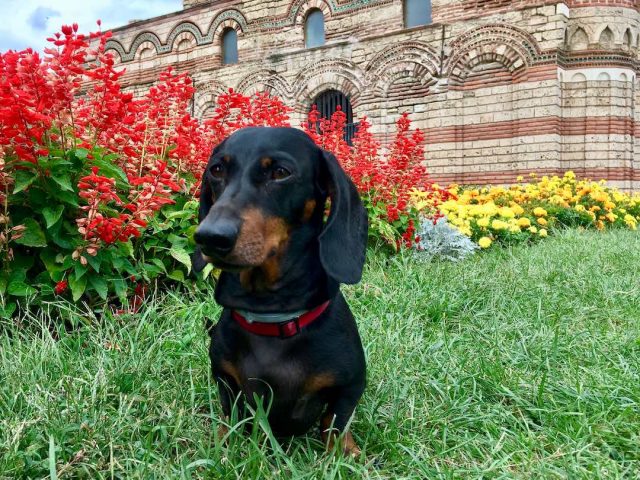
left=0, top=26, right=220, bottom=317
left=413, top=217, right=478, bottom=262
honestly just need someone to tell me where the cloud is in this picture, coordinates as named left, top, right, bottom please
left=0, top=0, right=182, bottom=52
left=28, top=6, right=61, bottom=31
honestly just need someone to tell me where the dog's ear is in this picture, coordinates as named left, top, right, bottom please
left=192, top=141, right=225, bottom=273
left=318, top=150, right=368, bottom=284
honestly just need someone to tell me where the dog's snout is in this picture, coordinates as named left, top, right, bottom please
left=195, top=219, right=239, bottom=256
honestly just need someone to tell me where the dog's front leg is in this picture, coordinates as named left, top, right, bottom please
left=320, top=381, right=365, bottom=457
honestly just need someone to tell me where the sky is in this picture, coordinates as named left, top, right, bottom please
left=0, top=0, right=183, bottom=52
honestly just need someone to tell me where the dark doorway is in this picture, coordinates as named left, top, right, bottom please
left=312, top=89, right=358, bottom=144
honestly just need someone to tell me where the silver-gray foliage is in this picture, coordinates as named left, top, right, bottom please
left=413, top=217, right=478, bottom=262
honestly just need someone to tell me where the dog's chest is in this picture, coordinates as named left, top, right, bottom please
left=237, top=340, right=306, bottom=395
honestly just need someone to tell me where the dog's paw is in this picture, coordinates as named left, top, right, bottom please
left=322, top=428, right=361, bottom=458
left=341, top=432, right=361, bottom=458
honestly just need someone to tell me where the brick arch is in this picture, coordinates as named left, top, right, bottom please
left=291, top=0, right=332, bottom=25
left=136, top=41, right=157, bottom=60
left=446, top=25, right=540, bottom=87
left=206, top=9, right=248, bottom=40
left=104, top=40, right=126, bottom=61
left=194, top=81, right=228, bottom=119
left=126, top=32, right=163, bottom=62
left=294, top=59, right=365, bottom=109
left=236, top=70, right=293, bottom=100
left=365, top=42, right=439, bottom=96
left=166, top=22, right=204, bottom=51
left=105, top=48, right=123, bottom=65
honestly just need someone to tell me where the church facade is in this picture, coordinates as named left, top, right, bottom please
left=104, top=1, right=640, bottom=189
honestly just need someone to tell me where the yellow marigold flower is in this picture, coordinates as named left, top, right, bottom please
left=575, top=205, right=585, bottom=212
left=533, top=207, right=547, bottom=217
left=596, top=220, right=605, bottom=230
left=539, top=229, right=548, bottom=238
left=564, top=171, right=576, bottom=180
left=624, top=214, right=637, bottom=230
left=517, top=217, right=531, bottom=228
left=529, top=226, right=538, bottom=234
left=477, top=217, right=490, bottom=228
left=516, top=175, right=524, bottom=182
left=478, top=237, right=492, bottom=249
left=511, top=204, right=525, bottom=216
left=537, top=217, right=548, bottom=226
left=605, top=212, right=617, bottom=222
left=604, top=201, right=616, bottom=210
left=498, top=207, right=515, bottom=218
left=491, top=219, right=507, bottom=230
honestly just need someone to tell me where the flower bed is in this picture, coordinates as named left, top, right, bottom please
left=421, top=172, right=640, bottom=249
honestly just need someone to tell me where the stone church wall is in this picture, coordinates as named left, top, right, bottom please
left=102, top=0, right=640, bottom=189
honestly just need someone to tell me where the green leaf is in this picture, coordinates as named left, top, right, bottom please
left=0, top=302, right=17, bottom=318
left=167, top=270, right=185, bottom=282
left=8, top=269, right=27, bottom=284
left=0, top=271, right=8, bottom=294
left=51, top=171, right=73, bottom=191
left=202, top=263, right=214, bottom=280
left=89, top=275, right=108, bottom=300
left=170, top=246, right=192, bottom=274
left=91, top=159, right=129, bottom=185
left=150, top=258, right=167, bottom=274
left=13, top=170, right=37, bottom=194
left=168, top=234, right=188, bottom=247
left=86, top=254, right=101, bottom=273
left=49, top=221, right=75, bottom=249
left=14, top=218, right=47, bottom=247
left=74, top=148, right=89, bottom=159
left=42, top=205, right=65, bottom=228
left=50, top=188, right=79, bottom=207
left=69, top=273, right=87, bottom=302
left=40, top=249, right=65, bottom=282
left=112, top=278, right=127, bottom=300
left=8, top=281, right=37, bottom=297
left=74, top=261, right=88, bottom=280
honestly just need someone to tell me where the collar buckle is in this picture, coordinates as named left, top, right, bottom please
left=278, top=318, right=301, bottom=338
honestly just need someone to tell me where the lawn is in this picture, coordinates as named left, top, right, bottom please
left=1, top=229, right=639, bottom=479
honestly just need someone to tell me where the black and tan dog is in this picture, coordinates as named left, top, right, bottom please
left=192, top=127, right=368, bottom=455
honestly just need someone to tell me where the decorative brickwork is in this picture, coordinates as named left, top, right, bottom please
left=104, top=0, right=640, bottom=189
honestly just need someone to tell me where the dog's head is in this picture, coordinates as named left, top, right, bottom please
left=193, top=127, right=367, bottom=286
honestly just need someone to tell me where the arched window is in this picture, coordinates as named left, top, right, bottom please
left=312, top=89, right=358, bottom=144
left=222, top=28, right=238, bottom=65
left=404, top=0, right=432, bottom=28
left=305, top=9, right=325, bottom=48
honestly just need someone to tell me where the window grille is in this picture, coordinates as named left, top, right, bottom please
left=312, top=89, right=358, bottom=145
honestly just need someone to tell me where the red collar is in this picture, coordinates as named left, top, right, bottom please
left=231, top=300, right=331, bottom=338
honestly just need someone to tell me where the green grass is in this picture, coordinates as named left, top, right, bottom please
left=1, top=229, right=639, bottom=479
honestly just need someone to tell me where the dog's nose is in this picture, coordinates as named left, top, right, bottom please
left=194, top=220, right=239, bottom=256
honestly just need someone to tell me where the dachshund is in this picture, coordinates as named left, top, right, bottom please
left=193, top=127, right=368, bottom=456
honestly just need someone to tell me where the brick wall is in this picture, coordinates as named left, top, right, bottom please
left=103, top=0, right=640, bottom=189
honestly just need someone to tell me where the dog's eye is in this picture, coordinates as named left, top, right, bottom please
left=271, top=167, right=291, bottom=181
left=210, top=163, right=226, bottom=179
